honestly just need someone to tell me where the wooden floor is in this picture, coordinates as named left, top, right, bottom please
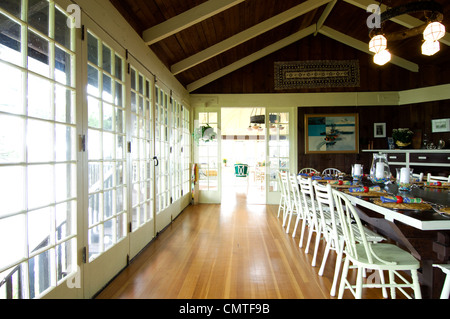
left=96, top=190, right=392, bottom=299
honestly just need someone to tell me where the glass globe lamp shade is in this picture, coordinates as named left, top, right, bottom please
left=373, top=49, right=391, bottom=66
left=422, top=40, right=440, bottom=56
left=423, top=22, right=446, bottom=42
left=369, top=35, right=387, bottom=54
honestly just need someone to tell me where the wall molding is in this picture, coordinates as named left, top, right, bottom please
left=190, top=83, right=450, bottom=108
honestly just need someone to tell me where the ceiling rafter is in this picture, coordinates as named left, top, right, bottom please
left=319, top=25, right=419, bottom=72
left=171, top=0, right=334, bottom=75
left=187, top=21, right=420, bottom=92
left=142, top=0, right=246, bottom=45
left=315, top=0, right=337, bottom=36
left=186, top=24, right=317, bottom=92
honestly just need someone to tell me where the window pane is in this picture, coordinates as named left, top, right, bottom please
left=102, top=74, right=112, bottom=103
left=87, top=65, right=99, bottom=96
left=89, top=224, right=102, bottom=260
left=55, top=46, right=73, bottom=86
left=115, top=54, right=122, bottom=80
left=0, top=0, right=21, bottom=18
left=102, top=44, right=111, bottom=74
left=0, top=214, right=26, bottom=270
left=28, top=30, right=49, bottom=77
left=54, top=7, right=71, bottom=49
left=103, top=219, right=114, bottom=251
left=87, top=97, right=101, bottom=128
left=28, top=0, right=49, bottom=36
left=0, top=64, right=23, bottom=115
left=56, top=238, right=76, bottom=282
left=28, top=207, right=53, bottom=253
left=55, top=201, right=76, bottom=241
left=87, top=32, right=98, bottom=65
left=88, top=193, right=102, bottom=227
left=55, top=124, right=76, bottom=162
left=27, top=119, right=53, bottom=163
left=0, top=115, right=25, bottom=163
left=28, top=74, right=52, bottom=120
left=88, top=129, right=101, bottom=160
left=55, top=85, right=75, bottom=124
left=27, top=165, right=53, bottom=210
left=0, top=13, right=22, bottom=66
left=55, top=163, right=76, bottom=202
left=103, top=103, right=113, bottom=131
left=29, top=249, right=53, bottom=299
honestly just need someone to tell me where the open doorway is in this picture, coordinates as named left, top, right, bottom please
left=221, top=108, right=266, bottom=205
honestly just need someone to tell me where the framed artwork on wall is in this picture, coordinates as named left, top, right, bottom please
left=305, top=113, right=359, bottom=154
left=374, top=123, right=386, bottom=138
left=432, top=118, right=450, bottom=133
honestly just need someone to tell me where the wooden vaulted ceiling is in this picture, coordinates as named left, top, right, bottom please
left=110, top=0, right=450, bottom=93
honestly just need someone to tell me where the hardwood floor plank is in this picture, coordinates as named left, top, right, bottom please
left=96, top=194, right=395, bottom=299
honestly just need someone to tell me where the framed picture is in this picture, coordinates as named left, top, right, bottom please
left=305, top=113, right=359, bottom=154
left=432, top=118, right=450, bottom=133
left=374, top=123, right=386, bottom=138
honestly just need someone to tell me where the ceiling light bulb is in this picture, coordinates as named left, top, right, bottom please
left=369, top=35, right=387, bottom=54
left=423, top=21, right=446, bottom=42
left=422, top=39, right=440, bottom=56
left=373, top=49, right=391, bottom=66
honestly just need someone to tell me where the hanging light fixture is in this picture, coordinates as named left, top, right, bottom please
left=369, top=34, right=387, bottom=54
left=368, top=1, right=446, bottom=65
left=423, top=21, right=446, bottom=42
left=373, top=49, right=391, bottom=66
left=422, top=39, right=440, bottom=56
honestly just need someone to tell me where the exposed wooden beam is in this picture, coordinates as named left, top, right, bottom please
left=344, top=0, right=450, bottom=46
left=315, top=0, right=337, bottom=36
left=318, top=26, right=419, bottom=72
left=142, top=0, right=246, bottom=45
left=171, top=0, right=333, bottom=75
left=186, top=25, right=317, bottom=92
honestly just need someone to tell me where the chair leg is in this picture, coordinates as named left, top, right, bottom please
left=286, top=209, right=294, bottom=234
left=356, top=267, right=363, bottom=299
left=298, top=218, right=307, bottom=248
left=411, top=270, right=422, bottom=299
left=305, top=221, right=314, bottom=253
left=311, top=226, right=322, bottom=267
left=318, top=238, right=331, bottom=276
left=338, top=258, right=350, bottom=299
left=292, top=214, right=300, bottom=238
left=388, top=270, right=396, bottom=299
left=378, top=270, right=388, bottom=299
left=330, top=247, right=343, bottom=297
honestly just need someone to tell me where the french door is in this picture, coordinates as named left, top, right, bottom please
left=82, top=17, right=129, bottom=298
left=194, top=108, right=221, bottom=203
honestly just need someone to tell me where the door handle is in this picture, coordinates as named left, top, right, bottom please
left=153, top=156, right=159, bottom=166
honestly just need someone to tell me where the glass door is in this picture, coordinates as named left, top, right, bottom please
left=128, top=60, right=155, bottom=259
left=194, top=108, right=221, bottom=203
left=266, top=110, right=291, bottom=204
left=0, top=0, right=80, bottom=299
left=82, top=18, right=129, bottom=298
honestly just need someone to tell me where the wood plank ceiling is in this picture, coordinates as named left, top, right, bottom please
left=110, top=0, right=450, bottom=93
